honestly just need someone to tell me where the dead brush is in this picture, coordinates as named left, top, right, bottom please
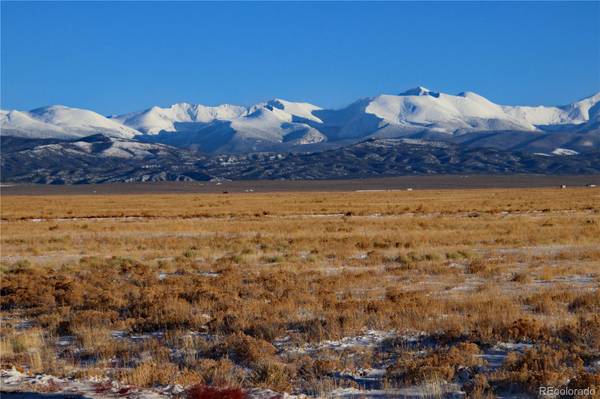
left=0, top=328, right=46, bottom=370
left=209, top=333, right=278, bottom=367
left=465, top=258, right=500, bottom=276
left=1, top=188, right=599, bottom=396
left=492, top=345, right=585, bottom=394
left=251, top=360, right=295, bottom=391
left=510, top=272, right=532, bottom=283
left=574, top=314, right=600, bottom=349
left=119, top=361, right=180, bottom=387
left=189, top=358, right=246, bottom=388
left=568, top=291, right=600, bottom=314
left=566, top=372, right=600, bottom=398
left=522, top=291, right=565, bottom=315
left=386, top=342, right=484, bottom=386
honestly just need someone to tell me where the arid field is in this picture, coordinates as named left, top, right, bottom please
left=1, top=188, right=599, bottom=398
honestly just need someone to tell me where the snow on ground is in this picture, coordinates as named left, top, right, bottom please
left=1, top=368, right=310, bottom=399
left=551, top=148, right=579, bottom=156
left=477, top=342, right=533, bottom=371
left=329, top=383, right=464, bottom=398
left=0, top=367, right=183, bottom=399
left=275, top=330, right=407, bottom=355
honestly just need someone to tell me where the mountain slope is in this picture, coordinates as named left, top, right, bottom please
left=362, top=88, right=538, bottom=134
left=3, top=135, right=599, bottom=184
left=203, top=138, right=600, bottom=180
left=1, top=106, right=140, bottom=139
left=1, top=134, right=207, bottom=184
left=502, top=93, right=600, bottom=126
left=111, top=103, right=248, bottom=134
left=137, top=99, right=327, bottom=153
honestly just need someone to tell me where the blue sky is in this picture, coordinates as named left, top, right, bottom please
left=1, top=1, right=599, bottom=115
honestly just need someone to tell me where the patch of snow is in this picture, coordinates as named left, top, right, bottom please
left=478, top=342, right=533, bottom=370
left=0, top=367, right=184, bottom=398
left=329, top=383, right=464, bottom=398
left=57, top=336, right=75, bottom=346
left=551, top=148, right=579, bottom=156
left=278, top=330, right=396, bottom=354
left=198, top=271, right=220, bottom=278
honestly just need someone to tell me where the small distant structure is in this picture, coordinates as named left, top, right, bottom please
left=406, top=188, right=413, bottom=191
left=560, top=184, right=567, bottom=189
left=587, top=184, right=597, bottom=188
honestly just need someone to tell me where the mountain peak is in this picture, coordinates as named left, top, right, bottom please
left=399, top=86, right=440, bottom=98
left=399, top=86, right=430, bottom=95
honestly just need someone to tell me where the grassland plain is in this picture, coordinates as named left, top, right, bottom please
left=1, top=188, right=599, bottom=398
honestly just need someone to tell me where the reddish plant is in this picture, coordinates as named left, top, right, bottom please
left=93, top=382, right=113, bottom=394
left=187, top=385, right=247, bottom=399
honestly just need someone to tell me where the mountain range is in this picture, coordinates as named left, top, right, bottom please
left=2, top=87, right=599, bottom=154
left=3, top=134, right=599, bottom=184
left=2, top=88, right=600, bottom=183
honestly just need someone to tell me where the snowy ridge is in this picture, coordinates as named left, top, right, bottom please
left=112, top=103, right=248, bottom=134
left=1, top=106, right=140, bottom=139
left=502, top=93, right=600, bottom=126
left=2, top=88, right=599, bottom=152
left=362, top=89, right=538, bottom=134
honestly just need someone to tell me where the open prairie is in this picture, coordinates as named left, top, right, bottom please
left=1, top=187, right=599, bottom=398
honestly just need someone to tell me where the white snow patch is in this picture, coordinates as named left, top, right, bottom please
left=551, top=148, right=579, bottom=156
left=329, top=382, right=464, bottom=398
left=278, top=330, right=396, bottom=354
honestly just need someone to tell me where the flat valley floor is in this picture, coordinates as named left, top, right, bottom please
left=2, top=174, right=600, bottom=195
left=1, top=184, right=599, bottom=398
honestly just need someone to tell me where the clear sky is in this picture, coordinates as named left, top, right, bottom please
left=1, top=1, right=599, bottom=115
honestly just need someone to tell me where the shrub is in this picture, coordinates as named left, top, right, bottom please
left=120, top=361, right=180, bottom=387
left=252, top=361, right=294, bottom=391
left=569, top=291, right=600, bottom=313
left=210, top=333, right=277, bottom=367
left=386, top=342, right=484, bottom=385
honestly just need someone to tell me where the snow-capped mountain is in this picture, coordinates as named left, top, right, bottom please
left=502, top=92, right=600, bottom=126
left=0, top=105, right=140, bottom=139
left=227, top=99, right=325, bottom=145
left=314, top=87, right=539, bottom=140
left=2, top=88, right=599, bottom=153
left=111, top=103, right=248, bottom=134
left=116, top=98, right=327, bottom=152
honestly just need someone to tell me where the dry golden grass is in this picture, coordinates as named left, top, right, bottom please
left=1, top=188, right=599, bottom=396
